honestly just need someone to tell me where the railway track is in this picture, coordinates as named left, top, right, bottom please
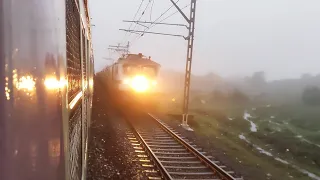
left=125, top=113, right=243, bottom=180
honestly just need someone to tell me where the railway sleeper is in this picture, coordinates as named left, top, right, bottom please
left=157, top=155, right=214, bottom=159
left=144, top=170, right=159, bottom=174
left=171, top=175, right=220, bottom=180
left=144, top=139, right=177, bottom=143
left=131, top=143, right=141, bottom=146
left=155, top=154, right=195, bottom=158
left=143, top=137, right=173, bottom=140
left=148, top=145, right=182, bottom=148
left=165, top=167, right=215, bottom=173
left=148, top=176, right=162, bottom=180
left=150, top=135, right=172, bottom=138
left=169, top=171, right=215, bottom=176
left=160, top=160, right=202, bottom=164
left=134, top=150, right=145, bottom=153
left=146, top=142, right=179, bottom=145
left=153, top=147, right=201, bottom=151
left=152, top=148, right=188, bottom=152
left=173, top=179, right=221, bottom=180
left=164, top=165, right=208, bottom=169
left=139, top=132, right=167, bottom=135
left=137, top=154, right=149, bottom=158
left=133, top=146, right=143, bottom=150
left=157, top=156, right=197, bottom=160
left=154, top=152, right=191, bottom=156
left=143, top=138, right=175, bottom=141
left=139, top=133, right=167, bottom=136
left=161, top=160, right=220, bottom=165
left=138, top=159, right=151, bottom=163
left=142, top=164, right=155, bottom=168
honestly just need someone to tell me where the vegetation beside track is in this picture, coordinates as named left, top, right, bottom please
left=155, top=91, right=320, bottom=180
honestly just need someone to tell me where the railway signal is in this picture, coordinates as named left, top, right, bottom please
left=120, top=0, right=197, bottom=131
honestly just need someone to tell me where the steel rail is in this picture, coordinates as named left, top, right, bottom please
left=115, top=91, right=241, bottom=180
left=148, top=113, right=240, bottom=180
left=124, top=113, right=173, bottom=180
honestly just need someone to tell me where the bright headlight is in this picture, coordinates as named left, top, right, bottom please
left=130, top=75, right=149, bottom=92
left=123, top=78, right=130, bottom=84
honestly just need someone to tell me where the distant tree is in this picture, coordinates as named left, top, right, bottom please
left=301, top=73, right=312, bottom=79
left=247, top=71, right=266, bottom=87
left=302, top=86, right=320, bottom=106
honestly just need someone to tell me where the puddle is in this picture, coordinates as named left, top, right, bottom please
left=296, top=135, right=320, bottom=148
left=243, top=111, right=258, bottom=132
left=239, top=134, right=320, bottom=180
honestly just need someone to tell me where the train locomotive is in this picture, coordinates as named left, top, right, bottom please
left=103, top=53, right=160, bottom=110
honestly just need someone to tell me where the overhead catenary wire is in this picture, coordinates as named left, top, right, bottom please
left=128, top=0, right=154, bottom=43
left=157, top=1, right=194, bottom=25
left=130, top=0, right=181, bottom=45
left=121, top=0, right=145, bottom=45
left=140, top=0, right=180, bottom=35
left=131, top=0, right=200, bottom=47
left=150, top=0, right=155, bottom=21
left=145, top=0, right=198, bottom=34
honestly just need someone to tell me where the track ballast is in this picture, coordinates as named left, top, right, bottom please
left=125, top=112, right=243, bottom=180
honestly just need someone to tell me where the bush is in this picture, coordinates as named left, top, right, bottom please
left=302, top=86, right=320, bottom=106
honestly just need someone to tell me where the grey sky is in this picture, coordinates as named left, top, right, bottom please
left=89, top=0, right=320, bottom=80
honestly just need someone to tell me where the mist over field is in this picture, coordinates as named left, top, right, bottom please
left=159, top=69, right=320, bottom=102
left=157, top=69, right=320, bottom=180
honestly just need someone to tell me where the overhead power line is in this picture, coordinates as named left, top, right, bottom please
left=120, top=29, right=187, bottom=39
left=131, top=0, right=199, bottom=45
left=157, top=2, right=194, bottom=25
left=130, top=0, right=181, bottom=45
left=121, top=0, right=145, bottom=44
left=141, top=0, right=197, bottom=39
left=128, top=0, right=154, bottom=43
left=150, top=0, right=155, bottom=21
left=123, top=20, right=188, bottom=29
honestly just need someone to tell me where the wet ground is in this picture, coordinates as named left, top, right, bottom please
left=87, top=76, right=149, bottom=180
left=86, top=74, right=266, bottom=180
left=155, top=114, right=270, bottom=180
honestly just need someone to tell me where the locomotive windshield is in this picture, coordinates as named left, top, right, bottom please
left=123, top=65, right=157, bottom=77
left=123, top=65, right=140, bottom=75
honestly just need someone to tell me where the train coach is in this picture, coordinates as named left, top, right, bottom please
left=103, top=53, right=161, bottom=110
left=1, top=0, right=94, bottom=180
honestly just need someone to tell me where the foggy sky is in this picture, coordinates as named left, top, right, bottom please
left=89, top=0, right=320, bottom=80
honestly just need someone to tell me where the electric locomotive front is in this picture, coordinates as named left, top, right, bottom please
left=111, top=53, right=160, bottom=94
left=104, top=53, right=160, bottom=111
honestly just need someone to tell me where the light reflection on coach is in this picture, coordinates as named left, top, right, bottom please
left=0, top=0, right=94, bottom=180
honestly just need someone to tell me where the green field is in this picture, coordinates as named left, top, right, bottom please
left=155, top=91, right=320, bottom=180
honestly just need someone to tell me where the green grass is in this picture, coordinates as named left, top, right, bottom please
left=155, top=92, right=320, bottom=180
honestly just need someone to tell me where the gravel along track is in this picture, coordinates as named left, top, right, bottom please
left=125, top=112, right=244, bottom=180
left=87, top=76, right=150, bottom=180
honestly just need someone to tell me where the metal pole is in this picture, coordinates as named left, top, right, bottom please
left=182, top=0, right=197, bottom=127
left=120, top=0, right=198, bottom=130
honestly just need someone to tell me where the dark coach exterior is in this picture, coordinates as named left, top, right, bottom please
left=0, top=0, right=94, bottom=180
